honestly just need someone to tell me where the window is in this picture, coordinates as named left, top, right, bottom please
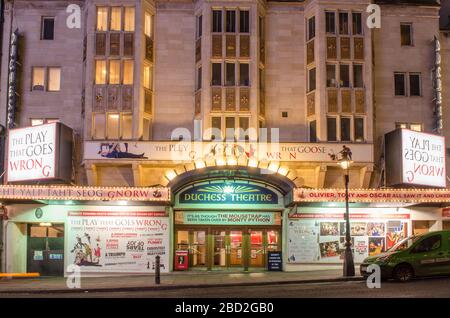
left=143, top=118, right=152, bottom=140
left=239, top=117, right=249, bottom=141
left=226, top=10, right=236, bottom=33
left=308, top=68, right=316, bottom=92
left=281, top=111, right=288, bottom=118
left=122, top=113, right=133, bottom=139
left=401, top=23, right=412, bottom=46
left=353, top=64, right=363, bottom=88
left=32, top=67, right=45, bottom=91
left=225, top=117, right=235, bottom=140
left=109, top=33, right=120, bottom=56
left=95, top=60, right=107, bottom=84
left=307, top=16, right=315, bottom=41
left=394, top=73, right=406, bottom=96
left=196, top=15, right=203, bottom=38
left=212, top=63, right=222, bottom=85
left=396, top=122, right=423, bottom=132
left=309, top=120, right=317, bottom=142
left=41, top=17, right=55, bottom=40
left=354, top=118, right=364, bottom=142
left=327, top=117, right=337, bottom=142
left=48, top=67, right=61, bottom=91
left=144, top=65, right=153, bottom=89
left=109, top=60, right=121, bottom=84
left=211, top=117, right=222, bottom=140
left=97, top=7, right=108, bottom=31
left=412, top=235, right=441, bottom=253
left=339, top=12, right=349, bottom=35
left=409, top=73, right=421, bottom=96
left=111, top=7, right=122, bottom=31
left=352, top=12, right=362, bottom=35
left=212, top=10, right=222, bottom=33
left=239, top=63, right=249, bottom=86
left=240, top=11, right=249, bottom=33
left=93, top=113, right=106, bottom=139
left=123, top=60, right=134, bottom=84
left=327, top=64, right=336, bottom=87
left=340, top=64, right=350, bottom=87
left=325, top=12, right=335, bottom=34
left=409, top=123, right=422, bottom=132
left=124, top=7, right=135, bottom=32
left=107, top=113, right=120, bottom=139
left=226, top=63, right=235, bottom=86
left=196, top=67, right=202, bottom=91
left=145, top=13, right=153, bottom=38
left=341, top=117, right=351, bottom=141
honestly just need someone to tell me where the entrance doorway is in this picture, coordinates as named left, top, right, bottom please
left=175, top=227, right=281, bottom=270
left=27, top=224, right=64, bottom=276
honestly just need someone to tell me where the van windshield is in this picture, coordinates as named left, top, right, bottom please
left=387, top=235, right=421, bottom=252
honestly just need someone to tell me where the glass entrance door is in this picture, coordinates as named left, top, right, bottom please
left=176, top=230, right=207, bottom=267
left=213, top=230, right=243, bottom=268
left=213, top=230, right=227, bottom=267
left=229, top=231, right=243, bottom=266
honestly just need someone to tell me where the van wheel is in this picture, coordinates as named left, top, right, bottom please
left=393, top=264, right=414, bottom=282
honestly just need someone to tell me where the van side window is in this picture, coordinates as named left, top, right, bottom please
left=412, top=235, right=441, bottom=253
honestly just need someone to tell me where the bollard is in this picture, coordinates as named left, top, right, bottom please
left=155, top=255, right=160, bottom=285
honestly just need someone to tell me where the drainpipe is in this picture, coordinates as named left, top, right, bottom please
left=0, top=0, right=6, bottom=273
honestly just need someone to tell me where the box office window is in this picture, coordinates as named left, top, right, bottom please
left=239, top=63, right=249, bottom=86
left=325, top=12, right=335, bottom=34
left=97, top=7, right=108, bottom=31
left=240, top=11, right=249, bottom=33
left=212, top=10, right=222, bottom=33
left=41, top=17, right=55, bottom=40
left=394, top=73, right=406, bottom=96
left=327, top=117, right=337, bottom=141
left=226, top=10, right=236, bottom=33
left=341, top=117, right=351, bottom=141
left=212, top=63, right=222, bottom=85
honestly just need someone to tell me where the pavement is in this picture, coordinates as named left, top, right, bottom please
left=0, top=269, right=363, bottom=294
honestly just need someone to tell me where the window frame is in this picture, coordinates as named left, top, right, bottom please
left=394, top=72, right=406, bottom=96
left=41, top=16, right=55, bottom=40
left=400, top=23, right=413, bottom=46
left=409, top=73, right=421, bottom=97
left=325, top=11, right=336, bottom=34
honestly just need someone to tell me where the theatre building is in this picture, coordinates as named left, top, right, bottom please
left=1, top=0, right=450, bottom=276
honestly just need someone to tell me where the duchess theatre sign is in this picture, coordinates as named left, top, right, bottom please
left=7, top=123, right=73, bottom=183
left=385, top=129, right=446, bottom=187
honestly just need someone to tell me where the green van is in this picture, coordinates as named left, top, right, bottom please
left=360, top=230, right=450, bottom=282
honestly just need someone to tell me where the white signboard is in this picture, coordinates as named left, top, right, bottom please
left=7, top=123, right=57, bottom=182
left=84, top=141, right=373, bottom=163
left=401, top=130, right=446, bottom=187
left=67, top=211, right=169, bottom=273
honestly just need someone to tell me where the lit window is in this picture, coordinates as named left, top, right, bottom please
left=144, top=65, right=152, bottom=89
left=122, top=113, right=133, bottom=139
left=48, top=67, right=61, bottom=91
left=107, top=113, right=120, bottom=139
left=123, top=60, right=134, bottom=84
left=124, top=7, right=135, bottom=32
left=145, top=12, right=152, bottom=37
left=110, top=7, right=122, bottom=31
left=31, top=119, right=44, bottom=126
left=32, top=67, right=45, bottom=91
left=46, top=119, right=60, bottom=124
left=109, top=60, right=121, bottom=84
left=95, top=60, right=107, bottom=84
left=410, top=123, right=422, bottom=132
left=93, top=113, right=106, bottom=139
left=97, top=7, right=108, bottom=31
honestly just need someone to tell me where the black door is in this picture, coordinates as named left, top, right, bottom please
left=27, top=224, right=64, bottom=276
